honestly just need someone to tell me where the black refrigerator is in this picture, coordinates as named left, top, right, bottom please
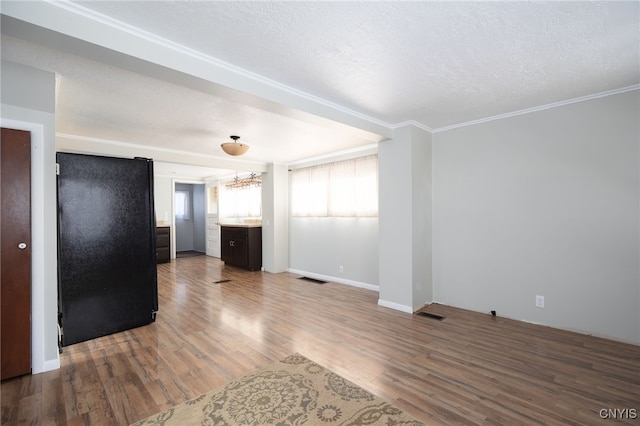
left=57, top=153, right=158, bottom=346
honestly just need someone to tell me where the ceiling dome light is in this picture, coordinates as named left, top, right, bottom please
left=221, top=135, right=249, bottom=156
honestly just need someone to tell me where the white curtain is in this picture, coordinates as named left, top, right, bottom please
left=175, top=190, right=191, bottom=220
left=219, top=182, right=262, bottom=218
left=291, top=155, right=378, bottom=217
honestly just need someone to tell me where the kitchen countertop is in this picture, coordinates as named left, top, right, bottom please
left=219, top=223, right=262, bottom=228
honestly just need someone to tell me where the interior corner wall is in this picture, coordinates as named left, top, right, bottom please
left=1, top=60, right=59, bottom=372
left=378, top=135, right=414, bottom=310
left=262, top=163, right=289, bottom=273
left=432, top=90, right=640, bottom=344
left=411, top=127, right=433, bottom=308
left=378, top=125, right=433, bottom=312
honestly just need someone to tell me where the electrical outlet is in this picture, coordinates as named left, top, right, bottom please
left=536, top=295, right=545, bottom=308
left=339, top=265, right=344, bottom=273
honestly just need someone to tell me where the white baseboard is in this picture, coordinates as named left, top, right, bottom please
left=287, top=269, right=379, bottom=292
left=43, top=357, right=60, bottom=372
left=33, top=356, right=60, bottom=374
left=377, top=299, right=414, bottom=314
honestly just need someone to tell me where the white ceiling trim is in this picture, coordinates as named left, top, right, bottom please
left=56, top=132, right=268, bottom=172
left=155, top=174, right=206, bottom=182
left=287, top=143, right=379, bottom=170
left=433, top=85, right=640, bottom=134
left=5, top=1, right=636, bottom=157
left=46, top=0, right=395, bottom=133
left=2, top=1, right=391, bottom=139
left=390, top=120, right=435, bottom=133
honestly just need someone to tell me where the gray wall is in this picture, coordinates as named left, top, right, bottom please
left=432, top=90, right=640, bottom=344
left=175, top=183, right=205, bottom=252
left=193, top=184, right=206, bottom=252
left=378, top=133, right=415, bottom=306
left=378, top=125, right=433, bottom=312
left=175, top=183, right=194, bottom=251
left=288, top=150, right=380, bottom=289
left=289, top=217, right=379, bottom=288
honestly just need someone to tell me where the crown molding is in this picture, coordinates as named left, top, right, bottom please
left=287, top=143, right=379, bottom=169
left=389, top=120, right=434, bottom=133
left=432, top=85, right=640, bottom=133
left=22, top=2, right=639, bottom=142
left=48, top=0, right=393, bottom=132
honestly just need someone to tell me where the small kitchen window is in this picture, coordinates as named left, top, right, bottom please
left=219, top=178, right=262, bottom=219
left=175, top=190, right=191, bottom=220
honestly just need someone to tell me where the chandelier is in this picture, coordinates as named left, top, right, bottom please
left=225, top=172, right=262, bottom=189
left=221, top=135, right=249, bottom=156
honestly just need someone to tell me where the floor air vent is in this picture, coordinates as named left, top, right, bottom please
left=298, top=277, right=327, bottom=284
left=416, top=311, right=445, bottom=321
left=213, top=279, right=231, bottom=284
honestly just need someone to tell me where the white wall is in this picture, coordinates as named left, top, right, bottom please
left=154, top=175, right=173, bottom=225
left=262, top=163, right=289, bottom=273
left=432, top=90, right=640, bottom=344
left=1, top=61, right=59, bottom=372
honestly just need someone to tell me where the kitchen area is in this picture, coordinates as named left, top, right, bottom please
left=153, top=171, right=264, bottom=271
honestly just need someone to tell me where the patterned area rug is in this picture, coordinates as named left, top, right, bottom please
left=131, top=353, right=425, bottom=425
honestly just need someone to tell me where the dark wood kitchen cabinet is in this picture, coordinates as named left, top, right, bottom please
left=156, top=226, right=170, bottom=263
left=221, top=226, right=262, bottom=271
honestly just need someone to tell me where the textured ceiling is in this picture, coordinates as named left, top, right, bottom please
left=74, top=1, right=640, bottom=127
left=1, top=1, right=639, bottom=175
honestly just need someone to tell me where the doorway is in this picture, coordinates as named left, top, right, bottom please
left=174, top=183, right=206, bottom=257
left=1, top=128, right=32, bottom=379
left=206, top=182, right=221, bottom=258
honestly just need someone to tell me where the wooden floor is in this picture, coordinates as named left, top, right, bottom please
left=2, top=256, right=639, bottom=425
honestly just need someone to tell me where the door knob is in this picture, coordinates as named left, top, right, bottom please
left=18, top=242, right=27, bottom=250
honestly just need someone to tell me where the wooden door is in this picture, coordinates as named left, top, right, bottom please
left=1, top=128, right=32, bottom=379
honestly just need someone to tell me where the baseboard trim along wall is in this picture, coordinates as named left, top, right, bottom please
left=40, top=357, right=60, bottom=374
left=377, top=299, right=414, bottom=314
left=287, top=269, right=379, bottom=292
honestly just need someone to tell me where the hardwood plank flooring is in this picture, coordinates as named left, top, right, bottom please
left=2, top=256, right=639, bottom=425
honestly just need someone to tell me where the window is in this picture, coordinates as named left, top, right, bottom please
left=219, top=180, right=262, bottom=219
left=175, top=190, right=191, bottom=220
left=291, top=155, right=378, bottom=217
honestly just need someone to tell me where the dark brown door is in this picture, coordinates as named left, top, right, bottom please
left=1, top=127, right=31, bottom=380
